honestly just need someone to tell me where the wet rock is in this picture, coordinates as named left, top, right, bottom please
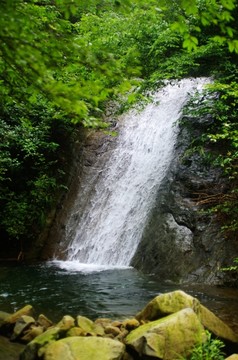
left=11, top=315, right=35, bottom=341
left=43, top=336, right=125, bottom=360
left=126, top=308, right=206, bottom=359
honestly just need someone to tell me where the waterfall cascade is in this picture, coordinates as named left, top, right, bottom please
left=59, top=78, right=209, bottom=269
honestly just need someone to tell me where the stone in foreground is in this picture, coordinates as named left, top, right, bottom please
left=136, top=290, right=238, bottom=343
left=126, top=308, right=206, bottom=359
left=43, top=336, right=125, bottom=360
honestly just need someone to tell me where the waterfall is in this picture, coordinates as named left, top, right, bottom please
left=61, top=78, right=208, bottom=269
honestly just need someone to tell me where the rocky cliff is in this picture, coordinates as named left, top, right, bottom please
left=131, top=101, right=238, bottom=285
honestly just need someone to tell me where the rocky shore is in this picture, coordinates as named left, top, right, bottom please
left=0, top=290, right=238, bottom=360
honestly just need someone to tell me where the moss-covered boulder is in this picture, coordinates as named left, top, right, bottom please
left=136, top=290, right=238, bottom=343
left=136, top=290, right=200, bottom=321
left=126, top=308, right=206, bottom=359
left=43, top=336, right=125, bottom=360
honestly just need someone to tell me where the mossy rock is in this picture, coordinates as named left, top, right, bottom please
left=44, top=336, right=125, bottom=360
left=126, top=308, right=206, bottom=360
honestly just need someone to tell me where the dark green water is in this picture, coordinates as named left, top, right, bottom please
left=0, top=262, right=238, bottom=332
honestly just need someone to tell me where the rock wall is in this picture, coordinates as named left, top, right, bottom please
left=131, top=110, right=238, bottom=285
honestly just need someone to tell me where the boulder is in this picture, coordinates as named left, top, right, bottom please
left=43, top=336, right=125, bottom=360
left=226, top=355, right=238, bottom=360
left=136, top=290, right=238, bottom=343
left=136, top=290, right=200, bottom=321
left=126, top=308, right=206, bottom=359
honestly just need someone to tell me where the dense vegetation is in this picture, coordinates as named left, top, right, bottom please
left=0, top=0, right=237, bottom=261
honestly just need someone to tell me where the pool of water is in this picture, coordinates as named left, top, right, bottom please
left=0, top=261, right=238, bottom=332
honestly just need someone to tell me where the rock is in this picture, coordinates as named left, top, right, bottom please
left=226, top=355, right=238, bottom=360
left=56, top=315, right=75, bottom=330
left=104, top=325, right=121, bottom=337
left=126, top=308, right=206, bottom=359
left=122, top=318, right=140, bottom=330
left=43, top=336, right=125, bottom=360
left=66, top=327, right=86, bottom=337
left=136, top=290, right=238, bottom=343
left=0, top=335, right=25, bottom=360
left=5, top=306, right=34, bottom=325
left=19, top=327, right=64, bottom=360
left=0, top=305, right=34, bottom=336
left=77, top=315, right=94, bottom=332
left=11, top=315, right=35, bottom=340
left=37, top=314, right=53, bottom=329
left=77, top=315, right=102, bottom=336
left=0, top=311, right=11, bottom=324
left=199, top=305, right=238, bottom=343
left=21, top=325, right=44, bottom=343
left=136, top=290, right=200, bottom=321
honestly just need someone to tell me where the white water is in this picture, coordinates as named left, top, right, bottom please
left=63, top=78, right=209, bottom=269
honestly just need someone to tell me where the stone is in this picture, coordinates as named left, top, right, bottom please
left=43, top=336, right=125, bottom=360
left=0, top=335, right=25, bottom=360
left=76, top=315, right=95, bottom=335
left=104, top=325, right=121, bottom=337
left=0, top=305, right=34, bottom=336
left=11, top=315, right=35, bottom=340
left=199, top=305, right=238, bottom=343
left=136, top=290, right=200, bottom=321
left=66, top=327, right=86, bottom=337
left=19, top=327, right=63, bottom=360
left=37, top=314, right=53, bottom=329
left=136, top=290, right=238, bottom=344
left=21, top=325, right=44, bottom=343
left=226, top=355, right=238, bottom=360
left=5, top=305, right=34, bottom=325
left=56, top=315, right=75, bottom=330
left=126, top=308, right=206, bottom=360
left=122, top=318, right=140, bottom=330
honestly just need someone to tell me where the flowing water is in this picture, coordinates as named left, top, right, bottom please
left=65, top=78, right=209, bottom=266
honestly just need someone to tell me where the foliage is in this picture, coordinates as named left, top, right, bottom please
left=222, top=258, right=238, bottom=272
left=181, top=331, right=225, bottom=360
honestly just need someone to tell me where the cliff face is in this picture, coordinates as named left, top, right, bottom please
left=131, top=111, right=238, bottom=285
